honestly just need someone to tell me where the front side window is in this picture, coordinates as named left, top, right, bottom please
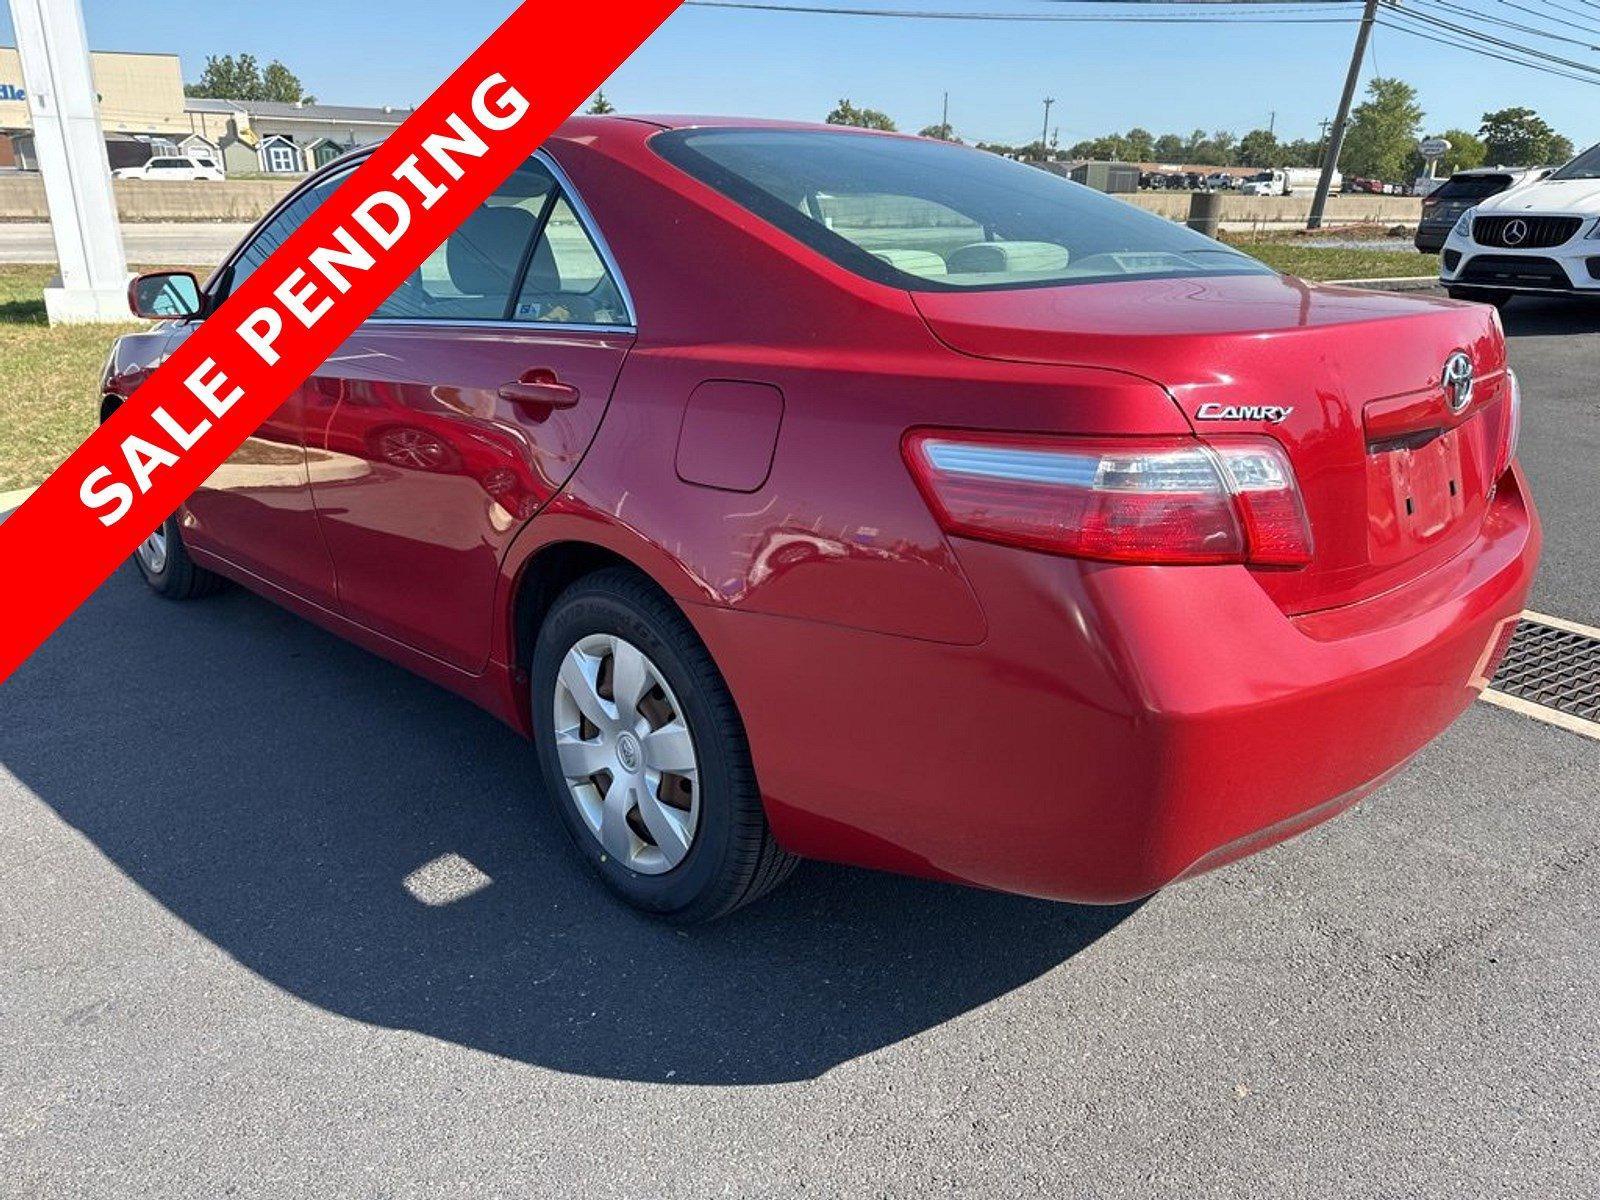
left=653, top=128, right=1270, bottom=291
left=227, top=171, right=347, bottom=293
left=1550, top=143, right=1600, bottom=181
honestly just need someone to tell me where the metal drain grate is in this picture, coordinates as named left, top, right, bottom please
left=1490, top=616, right=1600, bottom=724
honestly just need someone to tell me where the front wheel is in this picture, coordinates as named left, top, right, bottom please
left=133, top=513, right=228, bottom=600
left=1447, top=286, right=1516, bottom=311
left=530, top=568, right=798, bottom=922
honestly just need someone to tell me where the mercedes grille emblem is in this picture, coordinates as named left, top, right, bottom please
left=1502, top=218, right=1529, bottom=246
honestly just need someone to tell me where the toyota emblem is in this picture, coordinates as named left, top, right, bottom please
left=1443, top=352, right=1475, bottom=413
left=1502, top=218, right=1529, bottom=246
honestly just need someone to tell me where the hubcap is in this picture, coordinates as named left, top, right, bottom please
left=552, top=634, right=700, bottom=875
left=136, top=522, right=169, bottom=574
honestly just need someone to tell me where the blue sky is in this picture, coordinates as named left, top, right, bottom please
left=3, top=1, right=1594, bottom=148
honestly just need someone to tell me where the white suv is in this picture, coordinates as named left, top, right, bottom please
left=112, top=156, right=225, bottom=182
left=1440, top=141, right=1600, bottom=308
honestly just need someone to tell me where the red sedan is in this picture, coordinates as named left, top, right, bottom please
left=108, top=117, right=1539, bottom=921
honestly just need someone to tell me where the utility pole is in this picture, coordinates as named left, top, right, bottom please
left=1268, top=110, right=1277, bottom=136
left=1041, top=97, right=1054, bottom=151
left=1308, top=0, right=1379, bottom=229
left=6, top=0, right=129, bottom=323
left=941, top=91, right=949, bottom=132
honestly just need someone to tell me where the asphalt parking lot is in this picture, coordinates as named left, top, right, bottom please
left=2, top=294, right=1597, bottom=1198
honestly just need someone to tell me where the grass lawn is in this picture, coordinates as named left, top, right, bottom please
left=1226, top=240, right=1439, bottom=282
left=0, top=264, right=198, bottom=493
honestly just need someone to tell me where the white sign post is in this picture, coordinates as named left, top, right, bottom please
left=1418, top=136, right=1452, bottom=179
left=6, top=0, right=130, bottom=324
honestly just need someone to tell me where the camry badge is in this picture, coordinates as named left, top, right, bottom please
left=1502, top=218, right=1529, bottom=246
left=1443, top=351, right=1475, bottom=413
left=1195, top=403, right=1294, bottom=423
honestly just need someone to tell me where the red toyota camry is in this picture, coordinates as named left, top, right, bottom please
left=106, top=116, right=1539, bottom=921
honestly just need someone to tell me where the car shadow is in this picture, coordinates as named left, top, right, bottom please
left=0, top=567, right=1137, bottom=1085
left=1500, top=296, right=1600, bottom=337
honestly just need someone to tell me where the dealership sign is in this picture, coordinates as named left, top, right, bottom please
left=0, top=83, right=25, bottom=101
left=0, top=0, right=682, bottom=683
left=1418, top=137, right=1452, bottom=161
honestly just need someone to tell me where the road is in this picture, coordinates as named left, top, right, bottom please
left=1, top=296, right=1596, bottom=1199
left=0, top=222, right=251, bottom=266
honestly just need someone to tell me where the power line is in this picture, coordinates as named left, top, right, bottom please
left=1377, top=12, right=1600, bottom=82
left=1408, top=0, right=1600, bottom=49
left=1379, top=2, right=1600, bottom=76
left=682, top=1, right=1360, bottom=20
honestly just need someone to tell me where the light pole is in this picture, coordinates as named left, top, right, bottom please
left=1308, top=0, right=1380, bottom=230
left=6, top=0, right=129, bottom=323
left=1041, top=97, right=1054, bottom=151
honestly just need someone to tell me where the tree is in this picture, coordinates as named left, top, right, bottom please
left=1340, top=76, right=1423, bottom=180
left=1122, top=127, right=1155, bottom=162
left=1548, top=134, right=1575, bottom=165
left=1430, top=128, right=1485, bottom=175
left=586, top=90, right=616, bottom=115
left=1237, top=128, right=1280, bottom=168
left=825, top=99, right=896, bottom=131
left=185, top=54, right=314, bottom=104
left=918, top=122, right=961, bottom=142
left=1479, top=106, right=1563, bottom=166
left=1152, top=133, right=1186, bottom=161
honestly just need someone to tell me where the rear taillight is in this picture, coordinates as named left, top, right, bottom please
left=902, top=430, right=1312, bottom=567
left=1496, top=369, right=1522, bottom=478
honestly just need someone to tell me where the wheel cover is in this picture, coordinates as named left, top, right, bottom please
left=552, top=634, right=700, bottom=875
left=136, top=523, right=169, bottom=574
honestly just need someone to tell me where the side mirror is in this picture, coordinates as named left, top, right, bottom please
left=128, top=271, right=202, bottom=320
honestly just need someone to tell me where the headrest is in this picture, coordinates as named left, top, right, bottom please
left=870, top=248, right=948, bottom=277
left=446, top=206, right=539, bottom=297
left=946, top=240, right=1071, bottom=275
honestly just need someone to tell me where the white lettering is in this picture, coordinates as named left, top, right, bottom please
left=238, top=308, right=283, bottom=366
left=80, top=466, right=134, bottom=526
left=354, top=191, right=411, bottom=250
left=471, top=73, right=528, bottom=131
left=275, top=268, right=333, bottom=330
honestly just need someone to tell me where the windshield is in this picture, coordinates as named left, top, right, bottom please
left=1551, top=143, right=1600, bottom=181
left=653, top=128, right=1270, bottom=292
left=1432, top=174, right=1512, bottom=201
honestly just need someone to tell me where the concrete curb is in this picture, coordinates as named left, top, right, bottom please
left=1324, top=275, right=1440, bottom=287
left=0, top=485, right=38, bottom=512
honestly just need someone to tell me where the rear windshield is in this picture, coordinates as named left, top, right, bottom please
left=652, top=128, right=1270, bottom=292
left=1432, top=173, right=1513, bottom=200
left=1551, top=143, right=1600, bottom=181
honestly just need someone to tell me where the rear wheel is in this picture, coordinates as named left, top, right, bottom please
left=1447, top=286, right=1516, bottom=311
left=133, top=513, right=228, bottom=600
left=530, top=567, right=797, bottom=922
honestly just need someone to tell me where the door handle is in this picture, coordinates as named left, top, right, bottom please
left=498, top=370, right=580, bottom=410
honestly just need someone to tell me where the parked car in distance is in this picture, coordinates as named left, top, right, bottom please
left=1440, top=141, right=1600, bottom=306
left=1416, top=166, right=1547, bottom=253
left=108, top=117, right=1538, bottom=921
left=1204, top=171, right=1235, bottom=191
left=112, top=155, right=225, bottom=182
left=1140, top=171, right=1166, bottom=190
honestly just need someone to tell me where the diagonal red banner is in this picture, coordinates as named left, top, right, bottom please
left=0, top=0, right=681, bottom=684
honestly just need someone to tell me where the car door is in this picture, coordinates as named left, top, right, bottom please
left=167, top=169, right=348, bottom=609
left=304, top=156, right=635, bottom=671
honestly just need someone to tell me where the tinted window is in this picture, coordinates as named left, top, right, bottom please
left=149, top=158, right=187, bottom=169
left=513, top=195, right=630, bottom=326
left=654, top=128, right=1268, bottom=291
left=1432, top=174, right=1512, bottom=201
left=228, top=171, right=347, bottom=293
left=1551, top=143, right=1600, bottom=180
left=373, top=160, right=555, bottom=320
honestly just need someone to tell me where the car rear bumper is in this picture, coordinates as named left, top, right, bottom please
left=690, top=466, right=1540, bottom=903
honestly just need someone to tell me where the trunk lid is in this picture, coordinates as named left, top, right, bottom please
left=912, top=273, right=1513, bottom=614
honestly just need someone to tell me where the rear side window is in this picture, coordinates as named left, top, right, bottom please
left=374, top=160, right=555, bottom=320
left=149, top=158, right=186, bottom=169
left=653, top=128, right=1270, bottom=291
left=513, top=195, right=630, bottom=326
left=1433, top=174, right=1512, bottom=201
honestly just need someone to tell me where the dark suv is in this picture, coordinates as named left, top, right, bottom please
left=1416, top=168, right=1544, bottom=253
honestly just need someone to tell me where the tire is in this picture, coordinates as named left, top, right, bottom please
left=132, top=513, right=228, bottom=600
left=1447, top=286, right=1516, bottom=311
left=530, top=567, right=798, bottom=922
